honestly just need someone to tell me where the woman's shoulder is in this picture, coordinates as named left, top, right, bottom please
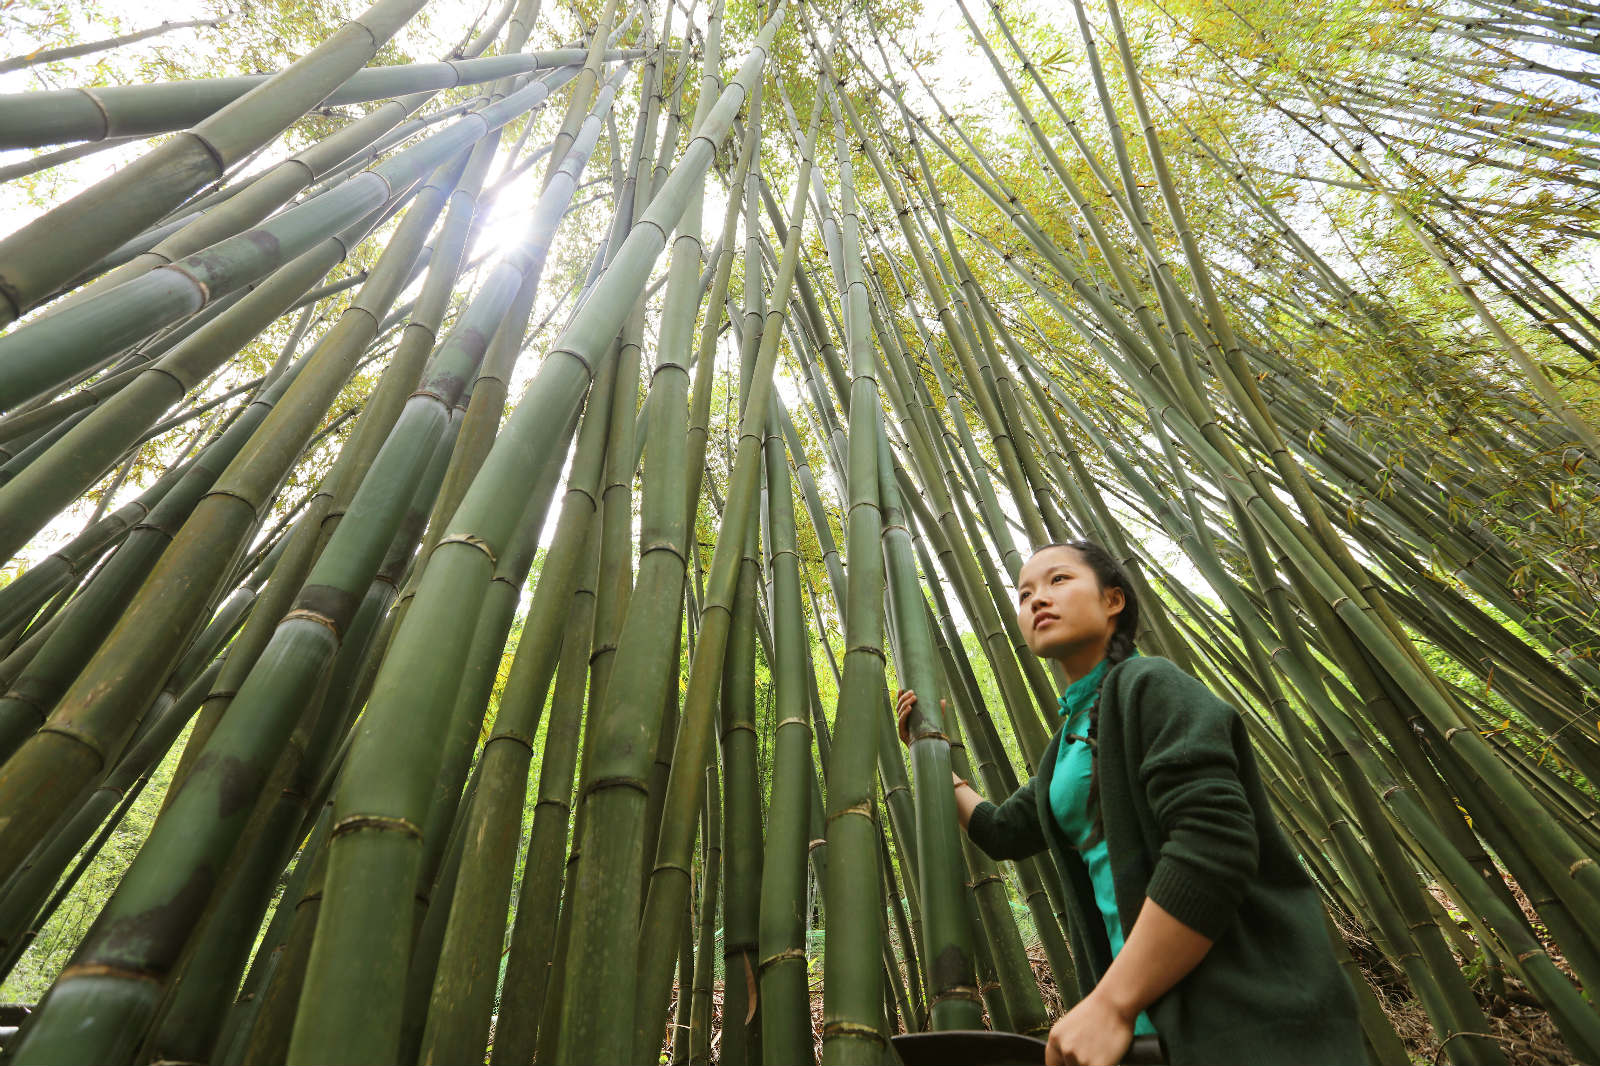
left=1106, top=655, right=1238, bottom=727
left=1106, top=653, right=1193, bottom=688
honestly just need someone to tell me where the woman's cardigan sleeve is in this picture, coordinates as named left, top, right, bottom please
left=1122, top=658, right=1260, bottom=941
left=966, top=777, right=1049, bottom=861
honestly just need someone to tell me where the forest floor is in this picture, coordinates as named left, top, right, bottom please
left=1335, top=886, right=1574, bottom=1066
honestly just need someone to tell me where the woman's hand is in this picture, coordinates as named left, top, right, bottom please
left=1043, top=992, right=1134, bottom=1066
left=895, top=688, right=916, bottom=746
left=894, top=688, right=949, bottom=746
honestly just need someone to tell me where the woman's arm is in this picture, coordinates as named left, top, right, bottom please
left=952, top=772, right=984, bottom=828
left=1043, top=897, right=1213, bottom=1065
left=897, top=689, right=1045, bottom=857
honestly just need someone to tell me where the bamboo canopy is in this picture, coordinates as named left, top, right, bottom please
left=0, top=0, right=1596, bottom=1063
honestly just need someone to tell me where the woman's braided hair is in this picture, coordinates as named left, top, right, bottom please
left=1032, top=540, right=1140, bottom=843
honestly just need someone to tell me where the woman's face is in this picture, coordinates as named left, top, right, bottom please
left=1016, top=546, right=1125, bottom=661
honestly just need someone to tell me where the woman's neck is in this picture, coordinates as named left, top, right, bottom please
left=1055, top=640, right=1112, bottom=686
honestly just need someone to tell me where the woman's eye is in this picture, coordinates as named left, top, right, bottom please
left=1052, top=573, right=1067, bottom=583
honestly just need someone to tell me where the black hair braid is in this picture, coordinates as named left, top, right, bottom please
left=1033, top=540, right=1142, bottom=845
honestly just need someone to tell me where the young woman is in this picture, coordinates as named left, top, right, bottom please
left=896, top=541, right=1365, bottom=1066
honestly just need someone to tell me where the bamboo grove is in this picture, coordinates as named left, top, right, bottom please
left=0, top=0, right=1594, bottom=1061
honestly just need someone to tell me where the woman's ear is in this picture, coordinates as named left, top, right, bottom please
left=1103, top=585, right=1126, bottom=620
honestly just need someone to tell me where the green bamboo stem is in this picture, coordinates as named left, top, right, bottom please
left=757, top=390, right=819, bottom=1065
left=3, top=359, right=469, bottom=1066
left=412, top=264, right=623, bottom=1066
left=0, top=458, right=187, bottom=635
left=290, top=20, right=782, bottom=1060
left=398, top=408, right=572, bottom=1064
left=0, top=146, right=445, bottom=878
left=0, top=65, right=575, bottom=413
left=0, top=0, right=432, bottom=326
left=0, top=223, right=370, bottom=566
left=631, top=65, right=821, bottom=1066
left=688, top=759, right=721, bottom=1066
left=876, top=425, right=982, bottom=1030
left=0, top=340, right=330, bottom=763
left=0, top=51, right=599, bottom=150
left=807, top=43, right=891, bottom=1060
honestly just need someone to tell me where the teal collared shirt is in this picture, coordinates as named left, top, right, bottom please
left=1047, top=653, right=1157, bottom=1036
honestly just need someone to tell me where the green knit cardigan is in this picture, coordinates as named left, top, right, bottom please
left=967, top=655, right=1366, bottom=1065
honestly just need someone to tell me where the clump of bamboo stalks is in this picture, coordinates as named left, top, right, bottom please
left=0, top=0, right=1595, bottom=1063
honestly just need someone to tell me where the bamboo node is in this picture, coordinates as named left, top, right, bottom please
left=331, top=813, right=422, bottom=840
left=199, top=487, right=259, bottom=515
left=821, top=1021, right=887, bottom=1046
left=164, top=262, right=212, bottom=307
left=282, top=607, right=340, bottom=638
left=437, top=532, right=498, bottom=565
left=59, top=962, right=161, bottom=984
left=1570, top=857, right=1595, bottom=877
left=930, top=986, right=984, bottom=1006
left=775, top=716, right=810, bottom=731
left=71, top=87, right=115, bottom=140
left=487, top=729, right=535, bottom=751
left=826, top=800, right=875, bottom=826
left=758, top=947, right=807, bottom=971
left=550, top=344, right=595, bottom=379
left=584, top=774, right=649, bottom=797
left=972, top=874, right=1002, bottom=888
left=186, top=129, right=229, bottom=174
left=808, top=838, right=828, bottom=852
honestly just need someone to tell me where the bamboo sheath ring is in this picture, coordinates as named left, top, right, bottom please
left=486, top=728, right=535, bottom=751
left=548, top=344, right=595, bottom=377
left=637, top=537, right=686, bottom=562
left=164, top=263, right=213, bottom=307
left=74, top=88, right=114, bottom=140
left=822, top=1021, right=887, bottom=1045
left=280, top=608, right=340, bottom=638
left=39, top=722, right=111, bottom=765
left=825, top=800, right=874, bottom=826
left=186, top=130, right=229, bottom=174
left=437, top=532, right=497, bottom=564
left=930, top=986, right=985, bottom=1006
left=59, top=961, right=161, bottom=984
left=757, top=947, right=806, bottom=972
left=584, top=774, right=649, bottom=797
left=331, top=813, right=421, bottom=840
